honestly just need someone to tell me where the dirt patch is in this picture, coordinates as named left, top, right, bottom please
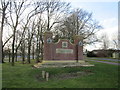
left=51, top=72, right=93, bottom=80
left=35, top=70, right=94, bottom=82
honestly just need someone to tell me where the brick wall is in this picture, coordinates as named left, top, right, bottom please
left=43, top=31, right=83, bottom=60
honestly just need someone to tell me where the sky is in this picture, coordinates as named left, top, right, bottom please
left=1, top=0, right=119, bottom=51
left=65, top=0, right=118, bottom=51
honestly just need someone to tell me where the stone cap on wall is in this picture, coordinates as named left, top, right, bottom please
left=43, top=31, right=84, bottom=44
left=73, top=35, right=84, bottom=40
left=54, top=39, right=75, bottom=45
left=44, top=31, right=53, bottom=37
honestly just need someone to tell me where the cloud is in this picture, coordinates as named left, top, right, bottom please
left=86, top=25, right=118, bottom=51
left=96, top=26, right=118, bottom=40
left=63, top=0, right=119, bottom=2
left=100, top=18, right=118, bottom=28
left=97, top=18, right=118, bottom=39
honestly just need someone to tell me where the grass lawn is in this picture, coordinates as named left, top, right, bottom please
left=2, top=60, right=119, bottom=88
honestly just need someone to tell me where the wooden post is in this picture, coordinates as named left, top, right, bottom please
left=42, top=71, right=45, bottom=78
left=46, top=72, right=49, bottom=81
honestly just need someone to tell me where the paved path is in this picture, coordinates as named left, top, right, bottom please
left=88, top=59, right=120, bottom=66
left=88, top=58, right=120, bottom=61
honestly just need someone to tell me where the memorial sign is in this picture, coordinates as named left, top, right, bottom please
left=43, top=31, right=83, bottom=60
left=56, top=48, right=73, bottom=54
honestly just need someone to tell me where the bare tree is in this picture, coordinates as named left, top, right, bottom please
left=7, top=0, right=33, bottom=65
left=6, top=42, right=11, bottom=62
left=42, top=0, right=70, bottom=31
left=34, top=13, right=46, bottom=62
left=100, top=33, right=109, bottom=50
left=31, top=38, right=36, bottom=60
left=118, top=31, right=120, bottom=50
left=111, top=33, right=119, bottom=49
left=15, top=1, right=44, bottom=64
left=35, top=19, right=44, bottom=62
left=33, top=0, right=70, bottom=62
left=0, top=0, right=9, bottom=63
left=56, top=8, right=102, bottom=45
left=19, top=34, right=26, bottom=64
left=2, top=34, right=13, bottom=61
left=1, top=0, right=104, bottom=64
left=26, top=20, right=36, bottom=63
left=8, top=0, right=25, bottom=65
left=19, top=31, right=27, bottom=64
left=113, top=40, right=118, bottom=49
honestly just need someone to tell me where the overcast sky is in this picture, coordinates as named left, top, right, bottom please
left=65, top=0, right=118, bottom=51
left=2, top=0, right=119, bottom=51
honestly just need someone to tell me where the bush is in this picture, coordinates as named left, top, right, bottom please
left=87, top=51, right=97, bottom=57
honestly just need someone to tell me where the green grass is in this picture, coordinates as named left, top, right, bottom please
left=0, top=64, right=2, bottom=89
left=2, top=60, right=119, bottom=88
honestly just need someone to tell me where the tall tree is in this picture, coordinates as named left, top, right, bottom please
left=43, top=0, right=70, bottom=31
left=8, top=0, right=30, bottom=66
left=0, top=0, right=9, bottom=63
left=111, top=33, right=118, bottom=49
left=27, top=20, right=36, bottom=63
left=19, top=34, right=26, bottom=64
left=100, top=33, right=109, bottom=50
left=8, top=0, right=33, bottom=65
left=35, top=14, right=46, bottom=62
left=16, top=1, right=44, bottom=63
left=55, top=8, right=102, bottom=45
left=33, top=0, right=70, bottom=62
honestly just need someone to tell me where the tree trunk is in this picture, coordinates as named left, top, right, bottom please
left=2, top=46, right=4, bottom=63
left=22, top=50, right=25, bottom=64
left=1, top=17, right=4, bottom=63
left=12, top=30, right=16, bottom=66
left=27, top=43, right=31, bottom=64
left=47, top=6, right=50, bottom=31
left=40, top=33, right=44, bottom=61
left=12, top=46, right=14, bottom=66
left=9, top=50, right=11, bottom=62
left=1, top=8, right=5, bottom=63
left=21, top=43, right=25, bottom=64
left=15, top=49, right=18, bottom=62
left=32, top=44, right=34, bottom=60
left=36, top=38, right=40, bottom=63
left=76, top=45, right=78, bottom=63
left=41, top=39, right=44, bottom=60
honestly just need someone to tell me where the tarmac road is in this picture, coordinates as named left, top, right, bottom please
left=87, top=57, right=120, bottom=66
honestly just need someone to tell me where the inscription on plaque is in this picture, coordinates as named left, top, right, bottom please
left=56, top=48, right=73, bottom=54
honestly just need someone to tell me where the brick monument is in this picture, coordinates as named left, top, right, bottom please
left=43, top=31, right=84, bottom=61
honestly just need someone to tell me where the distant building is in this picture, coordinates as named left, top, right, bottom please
left=87, top=49, right=120, bottom=58
left=112, top=52, right=119, bottom=58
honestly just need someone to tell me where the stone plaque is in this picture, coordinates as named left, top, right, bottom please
left=56, top=48, right=73, bottom=54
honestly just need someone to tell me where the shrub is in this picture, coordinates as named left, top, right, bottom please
left=87, top=51, right=97, bottom=57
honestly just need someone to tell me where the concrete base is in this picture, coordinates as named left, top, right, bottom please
left=34, top=60, right=94, bottom=68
